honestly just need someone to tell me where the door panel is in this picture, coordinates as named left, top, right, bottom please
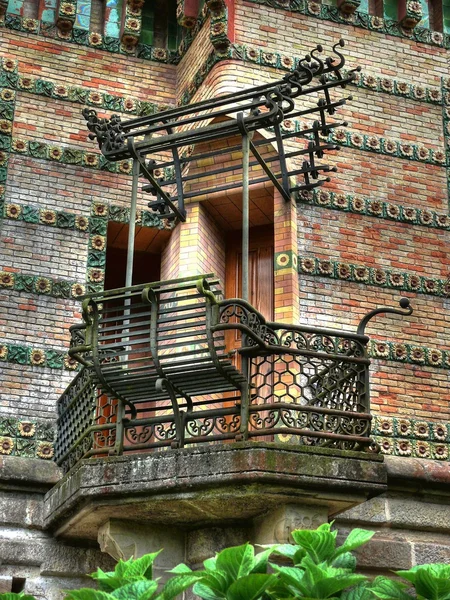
left=225, top=225, right=274, bottom=436
left=225, top=225, right=274, bottom=318
left=225, top=224, right=274, bottom=362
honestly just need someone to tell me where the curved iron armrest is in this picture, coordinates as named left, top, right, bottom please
left=210, top=296, right=413, bottom=360
left=357, top=298, right=413, bottom=336
left=210, top=298, right=276, bottom=352
left=211, top=297, right=370, bottom=349
left=68, top=323, right=92, bottom=368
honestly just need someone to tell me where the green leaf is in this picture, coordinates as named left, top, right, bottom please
left=394, top=567, right=419, bottom=585
left=272, top=544, right=299, bottom=560
left=341, top=583, right=376, bottom=600
left=413, top=565, right=450, bottom=600
left=317, top=523, right=333, bottom=532
left=332, top=552, right=357, bottom=571
left=251, top=547, right=278, bottom=573
left=115, top=559, right=132, bottom=577
left=64, top=590, right=115, bottom=600
left=124, top=551, right=162, bottom=580
left=227, top=574, right=278, bottom=600
left=293, top=547, right=308, bottom=565
left=335, top=530, right=375, bottom=557
left=168, top=564, right=193, bottom=574
left=193, top=581, right=224, bottom=600
left=291, top=529, right=337, bottom=563
left=313, top=575, right=367, bottom=598
left=271, top=565, right=309, bottom=597
left=215, top=544, right=255, bottom=580
left=0, top=595, right=37, bottom=600
left=204, top=557, right=217, bottom=571
left=91, top=570, right=124, bottom=592
left=370, top=576, right=414, bottom=600
left=111, top=581, right=158, bottom=600
left=158, top=574, right=204, bottom=600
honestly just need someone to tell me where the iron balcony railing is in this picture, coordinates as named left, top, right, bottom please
left=54, top=275, right=412, bottom=473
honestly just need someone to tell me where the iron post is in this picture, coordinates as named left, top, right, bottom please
left=242, top=131, right=250, bottom=302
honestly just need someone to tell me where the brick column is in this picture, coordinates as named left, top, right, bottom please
left=160, top=201, right=225, bottom=286
left=273, top=189, right=300, bottom=324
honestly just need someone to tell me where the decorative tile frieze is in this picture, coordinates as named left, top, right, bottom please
left=3, top=202, right=90, bottom=230
left=0, top=342, right=78, bottom=370
left=90, top=201, right=171, bottom=229
left=298, top=255, right=450, bottom=298
left=1, top=0, right=210, bottom=63
left=328, top=128, right=446, bottom=166
left=2, top=17, right=182, bottom=62
left=0, top=60, right=16, bottom=234
left=441, top=78, right=450, bottom=207
left=372, top=415, right=450, bottom=460
left=369, top=339, right=450, bottom=369
left=0, top=416, right=55, bottom=459
left=373, top=435, right=450, bottom=459
left=243, top=0, right=450, bottom=49
left=297, top=189, right=450, bottom=229
left=274, top=250, right=298, bottom=271
left=9, top=136, right=178, bottom=181
left=2, top=201, right=169, bottom=231
left=372, top=415, right=450, bottom=441
left=234, top=44, right=442, bottom=104
left=0, top=269, right=86, bottom=300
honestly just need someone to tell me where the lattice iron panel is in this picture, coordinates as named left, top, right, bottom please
left=247, top=352, right=370, bottom=450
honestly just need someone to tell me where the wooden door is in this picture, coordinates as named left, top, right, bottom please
left=225, top=224, right=274, bottom=323
left=225, top=225, right=274, bottom=437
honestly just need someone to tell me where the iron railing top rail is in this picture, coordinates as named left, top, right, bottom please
left=78, top=273, right=221, bottom=301
left=209, top=295, right=413, bottom=356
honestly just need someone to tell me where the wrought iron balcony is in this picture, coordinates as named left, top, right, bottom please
left=55, top=275, right=412, bottom=473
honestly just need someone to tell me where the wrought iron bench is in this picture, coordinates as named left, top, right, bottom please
left=55, top=275, right=412, bottom=472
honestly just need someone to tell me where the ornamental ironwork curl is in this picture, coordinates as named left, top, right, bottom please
left=154, top=422, right=177, bottom=442
left=186, top=416, right=215, bottom=437
left=82, top=108, right=125, bottom=153
left=247, top=404, right=371, bottom=445
left=219, top=303, right=279, bottom=346
left=125, top=425, right=155, bottom=445
left=69, top=324, right=86, bottom=350
left=215, top=414, right=241, bottom=434
left=93, top=429, right=116, bottom=450
left=277, top=330, right=366, bottom=357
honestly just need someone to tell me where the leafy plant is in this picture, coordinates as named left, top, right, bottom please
left=1, top=525, right=450, bottom=600
left=273, top=523, right=375, bottom=569
left=173, top=542, right=278, bottom=600
left=0, top=594, right=36, bottom=600
left=371, top=564, right=450, bottom=600
left=64, top=551, right=202, bottom=600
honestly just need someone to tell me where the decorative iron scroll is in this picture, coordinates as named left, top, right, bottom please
left=83, top=40, right=359, bottom=221
left=55, top=274, right=413, bottom=472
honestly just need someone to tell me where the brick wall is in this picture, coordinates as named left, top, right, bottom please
left=1, top=0, right=450, bottom=454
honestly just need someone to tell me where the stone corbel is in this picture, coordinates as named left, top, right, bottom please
left=120, top=0, right=143, bottom=51
left=177, top=0, right=200, bottom=29
left=398, top=0, right=422, bottom=29
left=206, top=0, right=230, bottom=53
left=55, top=0, right=76, bottom=34
left=0, top=0, right=8, bottom=18
left=337, top=0, right=361, bottom=15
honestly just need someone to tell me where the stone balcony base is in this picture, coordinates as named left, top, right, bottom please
left=44, top=443, right=386, bottom=540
